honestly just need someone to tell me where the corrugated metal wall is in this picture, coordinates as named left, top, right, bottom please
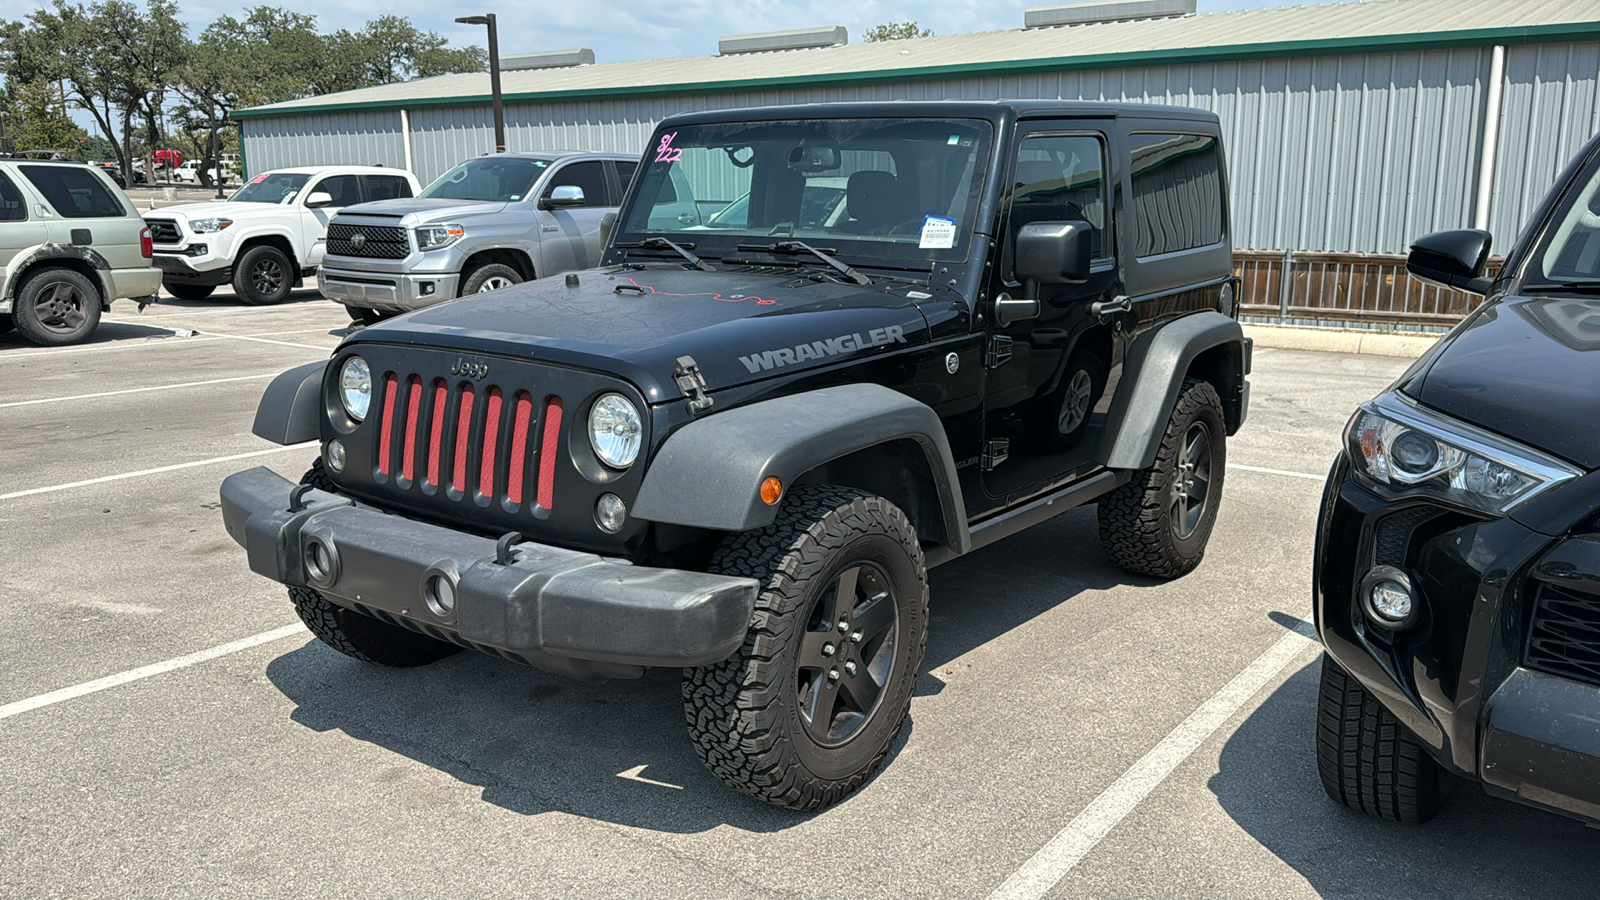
left=241, top=41, right=1600, bottom=254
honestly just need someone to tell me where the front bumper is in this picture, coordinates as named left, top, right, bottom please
left=318, top=266, right=461, bottom=312
left=220, top=466, right=758, bottom=680
left=153, top=252, right=233, bottom=285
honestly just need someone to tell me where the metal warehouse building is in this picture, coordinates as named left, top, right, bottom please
left=234, top=0, right=1600, bottom=324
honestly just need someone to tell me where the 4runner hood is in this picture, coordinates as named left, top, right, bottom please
left=334, top=198, right=509, bottom=223
left=349, top=266, right=943, bottom=402
left=1410, top=294, right=1600, bottom=470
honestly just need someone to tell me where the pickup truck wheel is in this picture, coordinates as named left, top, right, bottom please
left=1316, top=655, right=1442, bottom=823
left=163, top=282, right=214, bottom=301
left=233, top=245, right=293, bottom=305
left=683, top=484, right=928, bottom=810
left=1097, top=377, right=1225, bottom=579
left=459, top=263, right=522, bottom=296
left=13, top=267, right=101, bottom=346
left=345, top=305, right=384, bottom=325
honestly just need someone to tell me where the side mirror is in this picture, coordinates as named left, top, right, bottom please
left=304, top=191, right=334, bottom=209
left=599, top=211, right=618, bottom=248
left=1015, top=220, right=1094, bottom=299
left=1407, top=229, right=1493, bottom=294
left=541, top=185, right=585, bottom=209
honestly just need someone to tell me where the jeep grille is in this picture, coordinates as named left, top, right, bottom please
left=327, top=223, right=410, bottom=259
left=145, top=218, right=181, bottom=244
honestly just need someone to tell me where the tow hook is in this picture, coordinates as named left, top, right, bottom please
left=673, top=355, right=714, bottom=415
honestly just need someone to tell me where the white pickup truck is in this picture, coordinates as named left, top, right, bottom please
left=144, top=166, right=421, bottom=304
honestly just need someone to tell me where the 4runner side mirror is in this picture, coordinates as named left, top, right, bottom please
left=541, top=185, right=585, bottom=209
left=1407, top=229, right=1494, bottom=295
left=304, top=191, right=334, bottom=209
left=1016, top=220, right=1094, bottom=299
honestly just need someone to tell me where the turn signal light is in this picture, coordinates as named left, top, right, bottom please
left=139, top=226, right=152, bottom=258
left=760, top=476, right=783, bottom=505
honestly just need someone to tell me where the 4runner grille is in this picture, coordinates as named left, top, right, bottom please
left=145, top=218, right=181, bottom=244
left=328, top=223, right=410, bottom=259
left=1526, top=581, right=1600, bottom=687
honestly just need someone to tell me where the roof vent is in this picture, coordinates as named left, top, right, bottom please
left=1025, top=0, right=1194, bottom=28
left=718, top=26, right=848, bottom=56
left=500, top=48, right=596, bottom=71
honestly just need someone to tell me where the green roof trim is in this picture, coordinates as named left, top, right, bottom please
left=233, top=20, right=1600, bottom=121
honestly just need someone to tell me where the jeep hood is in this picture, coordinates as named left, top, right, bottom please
left=1406, top=294, right=1600, bottom=470
left=349, top=266, right=948, bottom=401
left=335, top=198, right=509, bottom=223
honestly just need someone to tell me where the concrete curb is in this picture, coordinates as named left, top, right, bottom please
left=1244, top=323, right=1441, bottom=359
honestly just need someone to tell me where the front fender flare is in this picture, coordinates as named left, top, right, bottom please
left=252, top=361, right=327, bottom=445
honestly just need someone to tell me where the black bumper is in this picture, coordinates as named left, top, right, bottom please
left=1315, top=455, right=1600, bottom=823
left=153, top=254, right=233, bottom=286
left=220, top=466, right=758, bottom=680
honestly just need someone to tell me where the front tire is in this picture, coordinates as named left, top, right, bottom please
left=163, top=281, right=215, bottom=301
left=459, top=263, right=522, bottom=296
left=13, top=267, right=101, bottom=346
left=1316, top=655, right=1442, bottom=823
left=233, top=244, right=294, bottom=305
left=683, top=485, right=928, bottom=810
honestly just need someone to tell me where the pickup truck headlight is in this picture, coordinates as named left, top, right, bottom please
left=589, top=393, right=642, bottom=469
left=416, top=223, right=465, bottom=250
left=189, top=217, right=233, bottom=234
left=1345, top=392, right=1579, bottom=516
left=339, top=356, right=372, bottom=422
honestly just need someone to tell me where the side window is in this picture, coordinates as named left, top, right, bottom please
left=1128, top=133, right=1224, bottom=258
left=0, top=171, right=26, bottom=221
left=614, top=161, right=639, bottom=205
left=311, top=175, right=361, bottom=208
left=18, top=165, right=126, bottom=219
left=544, top=162, right=608, bottom=208
left=362, top=175, right=413, bottom=202
left=1007, top=134, right=1109, bottom=269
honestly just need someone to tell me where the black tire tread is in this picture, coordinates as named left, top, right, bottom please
left=459, top=263, right=522, bottom=296
left=1315, top=655, right=1441, bottom=823
left=232, top=244, right=292, bottom=306
left=14, top=267, right=101, bottom=346
left=163, top=282, right=215, bottom=301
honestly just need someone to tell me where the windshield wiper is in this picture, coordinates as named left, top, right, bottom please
left=614, top=237, right=715, bottom=271
left=736, top=241, right=871, bottom=286
left=1523, top=279, right=1600, bottom=294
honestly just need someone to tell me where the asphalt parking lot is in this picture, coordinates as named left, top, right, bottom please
left=3, top=288, right=1598, bottom=899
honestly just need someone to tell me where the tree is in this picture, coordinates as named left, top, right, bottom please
left=324, top=15, right=485, bottom=90
left=1, top=79, right=90, bottom=154
left=863, top=21, right=933, bottom=42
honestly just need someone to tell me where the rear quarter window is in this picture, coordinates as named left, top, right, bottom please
left=18, top=165, right=127, bottom=219
left=0, top=171, right=26, bottom=221
left=1128, top=133, right=1224, bottom=258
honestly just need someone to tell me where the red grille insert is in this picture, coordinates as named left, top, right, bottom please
left=507, top=392, right=533, bottom=505
left=479, top=388, right=503, bottom=499
left=427, top=380, right=447, bottom=487
left=377, top=374, right=398, bottom=476
left=401, top=378, right=421, bottom=482
left=537, top=396, right=563, bottom=510
left=453, top=384, right=475, bottom=493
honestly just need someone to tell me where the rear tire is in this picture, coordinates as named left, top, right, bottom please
left=1316, top=655, right=1442, bottom=823
left=459, top=263, right=522, bottom=296
left=13, top=267, right=101, bottom=346
left=233, top=244, right=294, bottom=305
left=163, top=282, right=215, bottom=301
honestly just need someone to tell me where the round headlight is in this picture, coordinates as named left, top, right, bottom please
left=589, top=393, right=642, bottom=469
left=339, top=357, right=372, bottom=421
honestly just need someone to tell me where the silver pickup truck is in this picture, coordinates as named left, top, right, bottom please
left=318, top=151, right=637, bottom=323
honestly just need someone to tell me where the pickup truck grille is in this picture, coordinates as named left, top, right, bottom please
left=145, top=218, right=181, bottom=244
left=328, top=223, right=410, bottom=259
left=1526, top=581, right=1600, bottom=687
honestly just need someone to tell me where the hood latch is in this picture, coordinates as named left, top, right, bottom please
left=673, top=355, right=714, bottom=415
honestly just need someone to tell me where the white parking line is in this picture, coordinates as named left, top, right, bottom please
left=0, top=624, right=305, bottom=721
left=0, top=335, right=223, bottom=359
left=0, top=442, right=316, bottom=501
left=986, top=621, right=1318, bottom=900
left=1228, top=463, right=1326, bottom=481
left=0, top=373, right=279, bottom=409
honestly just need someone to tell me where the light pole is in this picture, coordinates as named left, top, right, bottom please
left=455, top=14, right=506, bottom=153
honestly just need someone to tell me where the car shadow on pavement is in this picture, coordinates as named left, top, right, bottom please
left=155, top=288, right=326, bottom=309
left=0, top=318, right=180, bottom=348
left=1209, top=650, right=1600, bottom=897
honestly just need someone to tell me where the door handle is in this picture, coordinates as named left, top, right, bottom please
left=1090, top=295, right=1132, bottom=321
left=677, top=214, right=696, bottom=224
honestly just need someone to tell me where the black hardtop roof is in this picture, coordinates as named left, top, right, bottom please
left=658, top=99, right=1220, bottom=129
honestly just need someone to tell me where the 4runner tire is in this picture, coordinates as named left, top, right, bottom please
left=1316, top=655, right=1442, bottom=823
left=164, top=282, right=214, bottom=301
left=684, top=484, right=929, bottom=810
left=1098, top=377, right=1225, bottom=579
left=233, top=244, right=294, bottom=305
left=459, top=263, right=522, bottom=296
left=287, top=462, right=462, bottom=667
left=14, top=267, right=101, bottom=346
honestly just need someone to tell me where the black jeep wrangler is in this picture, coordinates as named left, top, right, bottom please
left=221, top=101, right=1250, bottom=810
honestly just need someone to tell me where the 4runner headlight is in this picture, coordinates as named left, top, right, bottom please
left=339, top=356, right=372, bottom=422
left=416, top=223, right=465, bottom=250
left=1345, top=392, right=1579, bottom=517
left=589, top=393, right=642, bottom=469
left=189, top=217, right=233, bottom=234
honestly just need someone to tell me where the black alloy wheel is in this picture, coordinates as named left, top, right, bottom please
left=232, top=245, right=294, bottom=305
left=796, top=561, right=899, bottom=747
left=1170, top=420, right=1214, bottom=540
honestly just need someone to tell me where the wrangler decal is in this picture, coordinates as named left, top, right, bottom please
left=738, top=326, right=907, bottom=374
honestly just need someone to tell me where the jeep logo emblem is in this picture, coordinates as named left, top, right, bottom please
left=450, top=358, right=489, bottom=380
left=349, top=233, right=367, bottom=250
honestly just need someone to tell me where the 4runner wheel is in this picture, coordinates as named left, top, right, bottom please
left=233, top=244, right=293, bottom=305
left=1316, top=655, right=1442, bottom=823
left=164, top=282, right=214, bottom=301
left=14, top=267, right=101, bottom=346
left=684, top=484, right=929, bottom=810
left=1097, top=377, right=1225, bottom=579
left=459, top=263, right=522, bottom=296
left=287, top=462, right=462, bottom=667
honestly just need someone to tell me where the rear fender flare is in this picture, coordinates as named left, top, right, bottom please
left=3, top=244, right=111, bottom=303
left=253, top=361, right=327, bottom=445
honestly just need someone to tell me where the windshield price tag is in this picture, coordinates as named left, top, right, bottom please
left=655, top=132, right=683, bottom=164
left=249, top=173, right=268, bottom=184
left=918, top=215, right=957, bottom=249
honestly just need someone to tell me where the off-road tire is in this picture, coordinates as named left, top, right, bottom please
left=233, top=244, right=294, bottom=305
left=683, top=484, right=929, bottom=810
left=163, top=281, right=214, bottom=301
left=14, top=267, right=101, bottom=346
left=1098, top=377, right=1225, bottom=579
left=287, top=462, right=461, bottom=667
left=459, top=263, right=522, bottom=296
left=345, top=304, right=384, bottom=326
left=1316, top=655, right=1442, bottom=823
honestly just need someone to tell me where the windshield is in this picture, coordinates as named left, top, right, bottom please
left=421, top=157, right=551, bottom=202
left=1531, top=154, right=1600, bottom=287
left=231, top=173, right=311, bottom=204
left=617, top=117, right=993, bottom=264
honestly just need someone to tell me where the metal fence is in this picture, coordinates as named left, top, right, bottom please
left=1235, top=250, right=1499, bottom=331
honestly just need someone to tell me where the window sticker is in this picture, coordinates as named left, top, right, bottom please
left=654, top=132, right=683, bottom=164
left=948, top=135, right=961, bottom=146
left=918, top=215, right=957, bottom=249
left=249, top=173, right=268, bottom=184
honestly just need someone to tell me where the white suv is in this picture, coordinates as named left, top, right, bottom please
left=144, top=166, right=420, bottom=304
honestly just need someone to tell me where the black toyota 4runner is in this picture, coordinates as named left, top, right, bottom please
left=221, top=101, right=1250, bottom=810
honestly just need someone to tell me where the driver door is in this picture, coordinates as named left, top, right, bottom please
left=300, top=174, right=360, bottom=266
left=536, top=161, right=611, bottom=272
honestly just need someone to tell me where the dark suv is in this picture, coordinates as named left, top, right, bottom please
left=221, top=101, right=1250, bottom=809
left=1316, top=133, right=1600, bottom=825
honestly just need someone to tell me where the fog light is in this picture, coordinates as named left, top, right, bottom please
left=420, top=282, right=435, bottom=296
left=1359, top=566, right=1418, bottom=629
left=595, top=493, right=627, bottom=533
left=304, top=538, right=337, bottom=586
left=326, top=439, right=346, bottom=473
left=422, top=571, right=456, bottom=617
